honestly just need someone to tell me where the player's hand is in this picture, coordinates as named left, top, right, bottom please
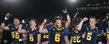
left=6, top=13, right=11, bottom=17
left=66, top=15, right=70, bottom=20
left=0, top=23, right=5, bottom=29
left=83, top=17, right=88, bottom=21
left=63, top=9, right=67, bottom=13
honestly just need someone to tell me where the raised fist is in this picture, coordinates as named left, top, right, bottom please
left=83, top=17, right=88, bottom=21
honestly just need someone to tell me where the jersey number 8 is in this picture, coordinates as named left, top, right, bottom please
left=29, top=34, right=34, bottom=42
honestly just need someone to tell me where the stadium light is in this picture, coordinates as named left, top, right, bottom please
left=65, top=0, right=79, bottom=7
left=1, top=0, right=24, bottom=8
left=68, top=0, right=78, bottom=4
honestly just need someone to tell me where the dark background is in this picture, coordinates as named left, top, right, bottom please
left=0, top=0, right=64, bottom=17
left=0, top=0, right=109, bottom=18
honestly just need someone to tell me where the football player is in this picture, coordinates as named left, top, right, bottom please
left=40, top=24, right=49, bottom=44
left=39, top=15, right=71, bottom=44
left=83, top=16, right=98, bottom=44
left=26, top=18, right=41, bottom=44
left=70, top=17, right=88, bottom=44
left=3, top=17, right=26, bottom=44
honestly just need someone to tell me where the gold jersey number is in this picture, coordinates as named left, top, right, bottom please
left=72, top=36, right=81, bottom=43
left=55, top=33, right=61, bottom=42
left=11, top=32, right=20, bottom=39
left=29, top=33, right=34, bottom=42
left=43, top=34, right=49, bottom=39
left=86, top=32, right=92, bottom=40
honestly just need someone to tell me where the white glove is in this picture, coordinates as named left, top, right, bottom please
left=62, top=9, right=67, bottom=13
left=22, top=19, right=25, bottom=23
left=4, top=17, right=8, bottom=20
left=44, top=19, right=47, bottom=23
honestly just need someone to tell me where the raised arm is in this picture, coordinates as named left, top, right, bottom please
left=65, top=15, right=71, bottom=28
left=63, top=9, right=71, bottom=28
left=39, top=19, right=48, bottom=33
left=76, top=17, right=88, bottom=31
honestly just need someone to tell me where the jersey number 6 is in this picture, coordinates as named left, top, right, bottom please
left=55, top=33, right=60, bottom=42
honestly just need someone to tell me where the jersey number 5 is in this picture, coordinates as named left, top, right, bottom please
left=55, top=33, right=60, bottom=42
left=87, top=32, right=92, bottom=40
left=11, top=32, right=20, bottom=39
